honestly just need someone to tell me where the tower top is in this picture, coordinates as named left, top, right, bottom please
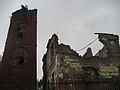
left=21, top=4, right=28, bottom=10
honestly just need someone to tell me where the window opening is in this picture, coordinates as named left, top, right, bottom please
left=17, top=27, right=25, bottom=39
left=18, top=32, right=24, bottom=39
left=14, top=56, right=24, bottom=65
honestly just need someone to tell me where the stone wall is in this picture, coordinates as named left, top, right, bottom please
left=43, top=33, right=120, bottom=90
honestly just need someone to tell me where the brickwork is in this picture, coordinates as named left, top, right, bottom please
left=0, top=6, right=37, bottom=90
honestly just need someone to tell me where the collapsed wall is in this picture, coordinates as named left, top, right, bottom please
left=43, top=33, right=120, bottom=84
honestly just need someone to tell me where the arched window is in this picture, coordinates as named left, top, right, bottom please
left=12, top=48, right=28, bottom=66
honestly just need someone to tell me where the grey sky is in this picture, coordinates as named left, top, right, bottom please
left=0, top=0, right=120, bottom=79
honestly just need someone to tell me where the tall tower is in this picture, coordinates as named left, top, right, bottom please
left=0, top=6, right=37, bottom=90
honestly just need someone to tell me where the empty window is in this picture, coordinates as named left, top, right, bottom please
left=14, top=56, right=24, bottom=65
left=17, top=27, right=25, bottom=39
left=18, top=32, right=24, bottom=39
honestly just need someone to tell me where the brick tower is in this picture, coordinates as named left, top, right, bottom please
left=0, top=6, right=37, bottom=90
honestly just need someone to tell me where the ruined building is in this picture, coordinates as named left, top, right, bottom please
left=43, top=33, right=120, bottom=90
left=0, top=6, right=37, bottom=90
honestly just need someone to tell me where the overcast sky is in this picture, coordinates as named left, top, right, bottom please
left=0, top=0, right=120, bottom=79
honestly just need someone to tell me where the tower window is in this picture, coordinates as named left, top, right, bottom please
left=18, top=32, right=24, bottom=39
left=14, top=56, right=24, bottom=65
left=17, top=27, right=25, bottom=39
left=19, top=57, right=24, bottom=64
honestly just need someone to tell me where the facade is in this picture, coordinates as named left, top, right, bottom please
left=43, top=33, right=120, bottom=90
left=0, top=6, right=37, bottom=90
